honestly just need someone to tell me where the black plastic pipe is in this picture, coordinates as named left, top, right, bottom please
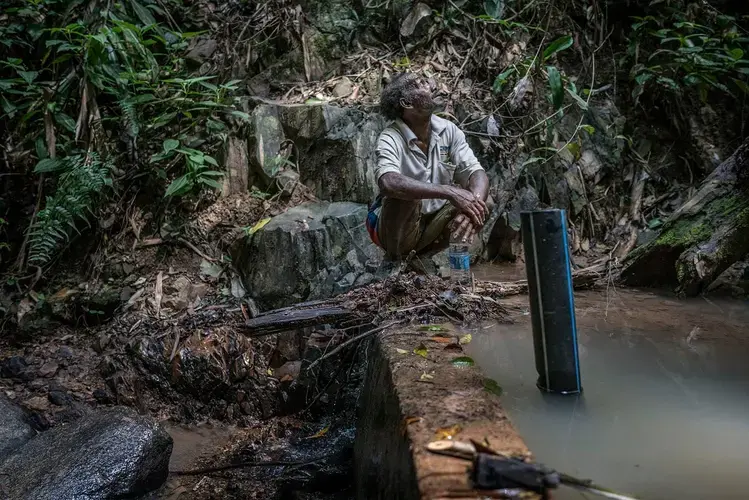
left=520, top=209, right=582, bottom=394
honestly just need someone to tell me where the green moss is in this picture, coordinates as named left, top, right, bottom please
left=654, top=195, right=749, bottom=249
left=312, top=32, right=337, bottom=61
left=706, top=195, right=746, bottom=218
left=655, top=218, right=712, bottom=247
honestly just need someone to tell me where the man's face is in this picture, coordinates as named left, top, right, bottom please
left=402, top=78, right=435, bottom=121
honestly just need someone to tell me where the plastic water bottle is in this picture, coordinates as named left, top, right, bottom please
left=448, top=242, right=470, bottom=283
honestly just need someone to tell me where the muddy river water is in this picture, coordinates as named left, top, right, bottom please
left=466, top=267, right=749, bottom=499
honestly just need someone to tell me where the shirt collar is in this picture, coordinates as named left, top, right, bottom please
left=394, top=115, right=448, bottom=146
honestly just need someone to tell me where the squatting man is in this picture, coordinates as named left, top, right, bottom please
left=365, top=73, right=491, bottom=261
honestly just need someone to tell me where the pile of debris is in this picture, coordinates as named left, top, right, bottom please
left=244, top=265, right=604, bottom=337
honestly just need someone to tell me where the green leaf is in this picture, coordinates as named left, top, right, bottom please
left=203, top=155, right=218, bottom=167
left=492, top=68, right=515, bottom=93
left=17, top=70, right=39, bottom=85
left=129, top=0, right=156, bottom=26
left=34, top=158, right=61, bottom=173
left=198, top=170, right=224, bottom=177
left=566, top=142, right=581, bottom=160
left=55, top=113, right=76, bottom=133
left=451, top=356, right=475, bottom=367
left=0, top=96, right=17, bottom=116
left=732, top=78, right=749, bottom=95
left=484, top=378, right=503, bottom=397
left=729, top=48, right=744, bottom=60
left=230, top=110, right=251, bottom=121
left=656, top=76, right=680, bottom=91
left=248, top=217, right=272, bottom=235
left=634, top=72, right=653, bottom=85
left=580, top=124, right=595, bottom=135
left=419, top=324, right=446, bottom=332
left=165, top=175, right=192, bottom=197
left=414, top=344, right=428, bottom=358
left=163, top=139, right=179, bottom=153
left=459, top=334, right=472, bottom=345
left=547, top=66, right=564, bottom=110
left=566, top=88, right=588, bottom=110
left=647, top=217, right=663, bottom=229
left=522, top=156, right=545, bottom=167
left=543, top=36, right=573, bottom=61
left=199, top=177, right=223, bottom=190
left=483, top=0, right=505, bottom=20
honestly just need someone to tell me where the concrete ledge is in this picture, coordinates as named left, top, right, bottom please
left=355, top=328, right=535, bottom=500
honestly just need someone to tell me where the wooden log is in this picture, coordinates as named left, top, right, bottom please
left=245, top=306, right=357, bottom=336
left=621, top=136, right=749, bottom=295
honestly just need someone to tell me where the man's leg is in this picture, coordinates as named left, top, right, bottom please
left=414, top=203, right=457, bottom=253
left=416, top=194, right=495, bottom=254
left=377, top=197, right=422, bottom=259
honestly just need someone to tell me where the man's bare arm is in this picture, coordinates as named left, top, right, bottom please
left=468, top=170, right=489, bottom=202
left=379, top=172, right=487, bottom=226
left=451, top=170, right=490, bottom=242
left=378, top=172, right=454, bottom=201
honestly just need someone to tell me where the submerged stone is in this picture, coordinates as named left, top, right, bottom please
left=0, top=395, right=35, bottom=462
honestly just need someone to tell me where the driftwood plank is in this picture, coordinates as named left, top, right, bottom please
left=245, top=306, right=357, bottom=336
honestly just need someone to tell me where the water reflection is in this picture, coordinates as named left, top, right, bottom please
left=466, top=288, right=749, bottom=500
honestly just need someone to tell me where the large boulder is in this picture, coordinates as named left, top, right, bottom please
left=0, top=407, right=172, bottom=499
left=232, top=201, right=385, bottom=309
left=248, top=103, right=384, bottom=204
left=0, top=396, right=35, bottom=462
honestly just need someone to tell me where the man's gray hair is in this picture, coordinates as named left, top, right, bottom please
left=379, top=72, right=425, bottom=120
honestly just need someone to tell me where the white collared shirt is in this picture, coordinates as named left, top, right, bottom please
left=374, top=115, right=484, bottom=214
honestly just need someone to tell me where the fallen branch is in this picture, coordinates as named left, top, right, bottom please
left=172, top=453, right=335, bottom=476
left=177, top=237, right=217, bottom=262
left=305, top=320, right=402, bottom=372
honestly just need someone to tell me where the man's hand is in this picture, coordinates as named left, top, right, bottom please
left=451, top=214, right=477, bottom=244
left=448, top=187, right=488, bottom=227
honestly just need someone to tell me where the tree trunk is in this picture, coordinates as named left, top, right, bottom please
left=621, top=136, right=749, bottom=295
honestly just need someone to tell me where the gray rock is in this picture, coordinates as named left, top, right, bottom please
left=186, top=38, right=217, bottom=63
left=0, top=407, right=172, bottom=499
left=247, top=105, right=287, bottom=187
left=232, top=201, right=383, bottom=308
left=0, top=396, right=35, bottom=462
left=333, top=77, right=354, bottom=98
left=707, top=259, right=749, bottom=297
left=249, top=103, right=384, bottom=203
left=400, top=3, right=433, bottom=38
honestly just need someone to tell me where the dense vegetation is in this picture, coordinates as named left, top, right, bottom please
left=1, top=0, right=747, bottom=287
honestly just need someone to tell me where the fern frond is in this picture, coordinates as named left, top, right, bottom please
left=27, top=152, right=112, bottom=266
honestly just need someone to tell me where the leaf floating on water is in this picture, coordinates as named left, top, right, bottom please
left=451, top=356, right=475, bottom=367
left=404, top=416, right=422, bottom=426
left=484, top=378, right=504, bottom=397
left=435, top=424, right=462, bottom=440
left=430, top=336, right=453, bottom=344
left=459, top=334, right=472, bottom=345
left=248, top=217, right=271, bottom=236
left=306, top=427, right=329, bottom=439
left=419, top=324, right=447, bottom=332
left=396, top=348, right=408, bottom=355
left=444, top=343, right=463, bottom=352
left=414, top=344, right=428, bottom=358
